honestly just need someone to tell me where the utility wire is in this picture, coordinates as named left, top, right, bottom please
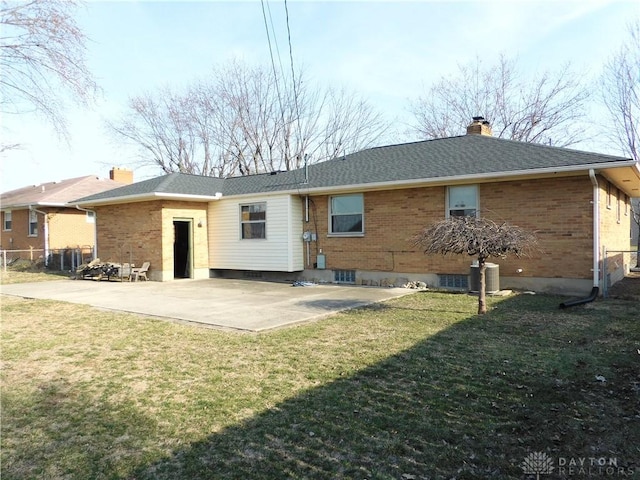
left=284, top=0, right=304, bottom=163
left=260, top=0, right=286, bottom=153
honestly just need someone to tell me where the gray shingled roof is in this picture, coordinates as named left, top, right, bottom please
left=75, top=135, right=633, bottom=203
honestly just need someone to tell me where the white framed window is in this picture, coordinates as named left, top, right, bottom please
left=28, top=210, right=38, bottom=236
left=240, top=203, right=266, bottom=239
left=329, top=194, right=364, bottom=235
left=624, top=194, right=629, bottom=216
left=448, top=185, right=478, bottom=217
left=606, top=182, right=612, bottom=209
left=86, top=211, right=95, bottom=224
left=3, top=210, right=11, bottom=231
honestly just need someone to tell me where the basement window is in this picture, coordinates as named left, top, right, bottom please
left=438, top=274, right=468, bottom=289
left=334, top=270, right=356, bottom=284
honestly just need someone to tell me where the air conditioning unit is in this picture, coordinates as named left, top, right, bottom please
left=470, top=262, right=500, bottom=293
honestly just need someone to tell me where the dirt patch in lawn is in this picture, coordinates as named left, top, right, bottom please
left=608, top=271, right=640, bottom=300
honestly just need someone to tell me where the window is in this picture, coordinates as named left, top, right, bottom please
left=330, top=194, right=363, bottom=234
left=28, top=210, right=38, bottom=236
left=448, top=185, right=478, bottom=217
left=334, top=270, right=356, bottom=284
left=616, top=188, right=621, bottom=223
left=240, top=203, right=266, bottom=239
left=624, top=194, right=629, bottom=216
left=439, top=274, right=469, bottom=289
left=3, top=210, right=11, bottom=231
left=606, top=182, right=612, bottom=209
left=86, top=211, right=95, bottom=224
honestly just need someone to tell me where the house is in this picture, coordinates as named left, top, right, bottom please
left=1, top=168, right=133, bottom=266
left=73, top=119, right=640, bottom=296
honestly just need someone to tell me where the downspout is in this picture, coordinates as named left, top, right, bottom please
left=559, top=169, right=600, bottom=308
left=76, top=205, right=98, bottom=260
left=29, top=206, right=49, bottom=266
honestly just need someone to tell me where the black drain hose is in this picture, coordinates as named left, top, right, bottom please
left=559, top=286, right=599, bottom=309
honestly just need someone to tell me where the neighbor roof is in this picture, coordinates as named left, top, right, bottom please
left=1, top=175, right=127, bottom=209
left=74, top=135, right=639, bottom=205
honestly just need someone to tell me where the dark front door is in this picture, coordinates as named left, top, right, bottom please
left=173, top=220, right=191, bottom=279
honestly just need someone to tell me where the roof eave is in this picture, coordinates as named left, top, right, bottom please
left=74, top=192, right=223, bottom=207
left=1, top=201, right=69, bottom=209
left=257, top=160, right=640, bottom=197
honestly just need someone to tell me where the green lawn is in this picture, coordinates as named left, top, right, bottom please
left=1, top=277, right=639, bottom=479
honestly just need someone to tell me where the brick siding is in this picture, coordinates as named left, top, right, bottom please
left=305, top=176, right=608, bottom=281
left=95, top=200, right=209, bottom=281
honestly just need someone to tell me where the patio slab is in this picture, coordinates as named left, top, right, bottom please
left=1, top=278, right=413, bottom=331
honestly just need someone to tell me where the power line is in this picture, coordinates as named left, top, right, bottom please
left=260, top=0, right=286, bottom=145
left=284, top=0, right=303, bottom=150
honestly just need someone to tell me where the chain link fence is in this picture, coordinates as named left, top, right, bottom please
left=1, top=247, right=95, bottom=272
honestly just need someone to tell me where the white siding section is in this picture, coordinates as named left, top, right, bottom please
left=208, top=195, right=304, bottom=271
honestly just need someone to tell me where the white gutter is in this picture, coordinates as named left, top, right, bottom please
left=28, top=205, right=49, bottom=265
left=213, top=160, right=640, bottom=200
left=76, top=205, right=98, bottom=260
left=74, top=192, right=223, bottom=207
left=589, top=169, right=600, bottom=289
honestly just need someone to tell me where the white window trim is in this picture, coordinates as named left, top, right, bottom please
left=328, top=193, right=365, bottom=237
left=446, top=185, right=479, bottom=218
left=240, top=202, right=267, bottom=240
left=624, top=194, right=629, bottom=216
left=28, top=210, right=38, bottom=237
left=3, top=210, right=11, bottom=231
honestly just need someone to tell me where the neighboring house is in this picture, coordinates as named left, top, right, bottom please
left=74, top=119, right=640, bottom=296
left=1, top=168, right=133, bottom=264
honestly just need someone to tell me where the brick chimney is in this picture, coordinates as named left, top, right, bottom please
left=466, top=116, right=492, bottom=136
left=109, top=167, right=133, bottom=184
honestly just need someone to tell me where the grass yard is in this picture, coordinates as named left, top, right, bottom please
left=1, top=275, right=639, bottom=479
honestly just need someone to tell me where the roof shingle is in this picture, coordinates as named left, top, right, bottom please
left=74, top=135, right=634, bottom=204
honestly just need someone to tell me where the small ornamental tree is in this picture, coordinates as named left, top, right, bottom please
left=412, top=216, right=537, bottom=314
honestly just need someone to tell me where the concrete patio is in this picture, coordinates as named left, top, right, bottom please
left=1, top=278, right=413, bottom=332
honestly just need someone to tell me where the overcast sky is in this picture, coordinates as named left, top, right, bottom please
left=1, top=0, right=638, bottom=193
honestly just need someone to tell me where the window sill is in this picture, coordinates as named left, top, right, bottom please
left=327, top=233, right=364, bottom=238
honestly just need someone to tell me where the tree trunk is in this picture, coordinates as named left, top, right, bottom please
left=478, top=257, right=487, bottom=314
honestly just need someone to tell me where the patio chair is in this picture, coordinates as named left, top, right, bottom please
left=131, top=262, right=150, bottom=281
left=120, top=263, right=133, bottom=282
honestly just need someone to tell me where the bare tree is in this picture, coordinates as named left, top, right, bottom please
left=0, top=0, right=97, bottom=142
left=108, top=59, right=390, bottom=177
left=408, top=55, right=589, bottom=147
left=411, top=216, right=537, bottom=314
left=600, top=20, right=639, bottom=162
left=600, top=21, right=640, bottom=268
